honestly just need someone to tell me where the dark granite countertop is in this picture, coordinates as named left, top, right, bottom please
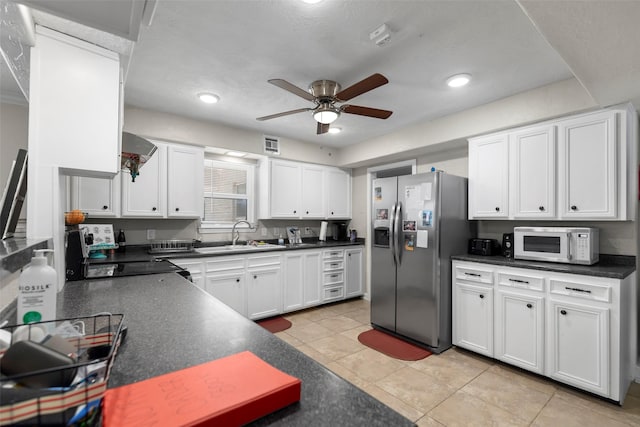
left=58, top=273, right=413, bottom=426
left=89, top=239, right=365, bottom=264
left=451, top=254, right=636, bottom=279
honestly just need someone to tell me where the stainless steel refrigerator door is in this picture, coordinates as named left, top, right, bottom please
left=370, top=177, right=398, bottom=331
left=395, top=173, right=440, bottom=347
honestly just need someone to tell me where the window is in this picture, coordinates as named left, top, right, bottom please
left=201, top=159, right=255, bottom=229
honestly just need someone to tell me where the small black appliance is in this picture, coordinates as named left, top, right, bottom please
left=468, top=238, right=501, bottom=256
left=502, top=233, right=514, bottom=259
left=333, top=222, right=349, bottom=241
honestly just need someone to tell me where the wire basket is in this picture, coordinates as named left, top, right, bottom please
left=0, top=314, right=125, bottom=426
left=148, top=239, right=194, bottom=254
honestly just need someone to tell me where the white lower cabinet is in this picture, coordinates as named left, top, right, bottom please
left=454, top=282, right=494, bottom=357
left=283, top=250, right=322, bottom=312
left=345, top=248, right=364, bottom=298
left=171, top=258, right=204, bottom=289
left=204, top=256, right=247, bottom=317
left=246, top=255, right=282, bottom=320
left=452, top=260, right=635, bottom=403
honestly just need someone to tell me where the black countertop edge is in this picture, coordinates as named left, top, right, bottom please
left=56, top=273, right=414, bottom=427
left=451, top=253, right=636, bottom=279
left=0, top=238, right=51, bottom=281
left=89, top=239, right=366, bottom=264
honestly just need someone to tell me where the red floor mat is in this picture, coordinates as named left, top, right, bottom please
left=358, top=329, right=432, bottom=361
left=257, top=316, right=292, bottom=333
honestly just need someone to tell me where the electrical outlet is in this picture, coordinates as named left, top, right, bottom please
left=304, top=227, right=312, bottom=235
left=147, top=229, right=156, bottom=240
left=261, top=227, right=268, bottom=237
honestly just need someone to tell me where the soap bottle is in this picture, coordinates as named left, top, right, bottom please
left=18, top=249, right=57, bottom=325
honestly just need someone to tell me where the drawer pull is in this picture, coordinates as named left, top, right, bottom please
left=330, top=263, right=339, bottom=267
left=560, top=309, right=567, bottom=315
left=330, top=289, right=339, bottom=293
left=464, top=272, right=481, bottom=277
left=479, top=294, right=485, bottom=299
left=509, top=278, right=530, bottom=284
left=565, top=286, right=591, bottom=294
left=331, top=274, right=339, bottom=278
left=526, top=303, right=533, bottom=309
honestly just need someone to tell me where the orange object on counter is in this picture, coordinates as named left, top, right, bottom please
left=102, top=351, right=301, bottom=427
left=64, top=210, right=85, bottom=225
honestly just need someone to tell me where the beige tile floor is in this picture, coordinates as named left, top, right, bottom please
left=275, top=298, right=640, bottom=426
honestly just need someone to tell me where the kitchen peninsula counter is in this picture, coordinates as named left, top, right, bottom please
left=58, top=273, right=413, bottom=426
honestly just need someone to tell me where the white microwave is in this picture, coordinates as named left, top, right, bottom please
left=513, top=227, right=599, bottom=265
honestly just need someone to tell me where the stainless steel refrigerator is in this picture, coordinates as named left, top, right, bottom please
left=371, top=171, right=475, bottom=353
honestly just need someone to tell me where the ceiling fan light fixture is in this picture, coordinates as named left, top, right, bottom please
left=446, top=73, right=471, bottom=88
left=198, top=92, right=220, bottom=103
left=313, top=105, right=339, bottom=124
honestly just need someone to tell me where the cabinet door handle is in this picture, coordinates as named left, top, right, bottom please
left=293, top=210, right=297, bottom=214
left=526, top=303, right=533, bottom=309
left=306, top=210, right=309, bottom=214
left=236, top=278, right=240, bottom=283
left=331, top=211, right=334, bottom=215
left=175, top=207, right=180, bottom=212
left=479, top=294, right=485, bottom=299
left=538, top=206, right=544, bottom=211
left=464, top=272, right=481, bottom=277
left=570, top=205, right=577, bottom=211
left=495, top=207, right=500, bottom=212
left=565, top=286, right=591, bottom=294
left=508, top=278, right=530, bottom=284
left=348, top=253, right=351, bottom=257
left=253, top=275, right=257, bottom=279
left=102, top=205, right=108, bottom=210
left=560, top=309, right=567, bottom=315
left=152, top=207, right=157, bottom=211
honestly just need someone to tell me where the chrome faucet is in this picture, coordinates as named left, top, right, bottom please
left=231, top=220, right=252, bottom=246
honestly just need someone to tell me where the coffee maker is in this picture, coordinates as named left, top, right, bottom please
left=332, top=222, right=349, bottom=241
left=65, top=229, right=92, bottom=281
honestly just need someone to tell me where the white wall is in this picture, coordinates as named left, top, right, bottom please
left=0, top=102, right=29, bottom=218
left=124, top=106, right=340, bottom=166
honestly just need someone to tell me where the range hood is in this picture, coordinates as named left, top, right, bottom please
left=121, top=132, right=157, bottom=182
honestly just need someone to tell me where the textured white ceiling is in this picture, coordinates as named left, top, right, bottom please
left=123, top=0, right=574, bottom=147
left=4, top=0, right=639, bottom=148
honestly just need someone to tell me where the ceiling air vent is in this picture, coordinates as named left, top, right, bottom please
left=264, top=135, right=280, bottom=155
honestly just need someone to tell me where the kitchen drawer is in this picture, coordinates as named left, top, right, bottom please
left=246, top=254, right=281, bottom=268
left=497, top=271, right=544, bottom=292
left=323, top=249, right=344, bottom=259
left=323, top=271, right=344, bottom=286
left=549, top=278, right=612, bottom=303
left=455, top=265, right=493, bottom=284
left=323, top=285, right=344, bottom=302
left=205, top=256, right=245, bottom=272
left=323, top=259, right=344, bottom=271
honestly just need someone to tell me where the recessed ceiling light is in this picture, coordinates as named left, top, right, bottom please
left=198, top=93, right=220, bottom=104
left=328, top=127, right=342, bottom=134
left=301, top=0, right=323, bottom=4
left=225, top=151, right=246, bottom=157
left=446, top=74, right=471, bottom=88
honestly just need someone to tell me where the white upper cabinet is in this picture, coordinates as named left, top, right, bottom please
left=301, top=164, right=326, bottom=218
left=325, top=168, right=352, bottom=219
left=167, top=143, right=205, bottom=218
left=468, top=105, right=636, bottom=221
left=70, top=174, right=121, bottom=217
left=121, top=142, right=167, bottom=217
left=259, top=158, right=351, bottom=220
left=468, top=133, right=509, bottom=219
left=510, top=125, right=556, bottom=219
left=270, top=160, right=302, bottom=218
left=559, top=111, right=617, bottom=219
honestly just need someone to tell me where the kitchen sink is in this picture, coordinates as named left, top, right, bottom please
left=195, top=244, right=283, bottom=254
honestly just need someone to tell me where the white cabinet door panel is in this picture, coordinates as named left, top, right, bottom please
left=301, top=165, right=325, bottom=218
left=454, top=282, right=493, bottom=356
left=468, top=134, right=509, bottom=218
left=70, top=174, right=120, bottom=217
left=205, top=272, right=246, bottom=317
left=121, top=143, right=166, bottom=217
left=270, top=161, right=301, bottom=218
left=167, top=144, right=204, bottom=218
left=247, top=268, right=282, bottom=320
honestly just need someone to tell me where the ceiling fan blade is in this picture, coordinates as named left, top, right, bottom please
left=335, top=73, right=389, bottom=102
left=256, top=108, right=311, bottom=121
left=268, top=79, right=316, bottom=101
left=342, top=105, right=393, bottom=119
left=317, top=122, right=330, bottom=135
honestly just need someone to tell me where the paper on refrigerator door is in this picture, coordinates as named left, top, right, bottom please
left=417, top=230, right=429, bottom=248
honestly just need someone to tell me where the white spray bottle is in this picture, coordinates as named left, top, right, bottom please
left=17, top=249, right=57, bottom=324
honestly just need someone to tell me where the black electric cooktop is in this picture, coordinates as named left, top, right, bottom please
left=85, top=259, right=187, bottom=279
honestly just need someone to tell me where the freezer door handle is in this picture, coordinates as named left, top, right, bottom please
left=389, top=203, right=397, bottom=264
left=394, top=201, right=403, bottom=265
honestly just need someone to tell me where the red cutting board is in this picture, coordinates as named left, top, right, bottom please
left=102, top=351, right=301, bottom=426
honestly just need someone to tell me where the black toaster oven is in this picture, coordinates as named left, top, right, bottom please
left=468, top=238, right=501, bottom=256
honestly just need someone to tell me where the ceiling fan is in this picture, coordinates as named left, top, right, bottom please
left=256, top=73, right=393, bottom=135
